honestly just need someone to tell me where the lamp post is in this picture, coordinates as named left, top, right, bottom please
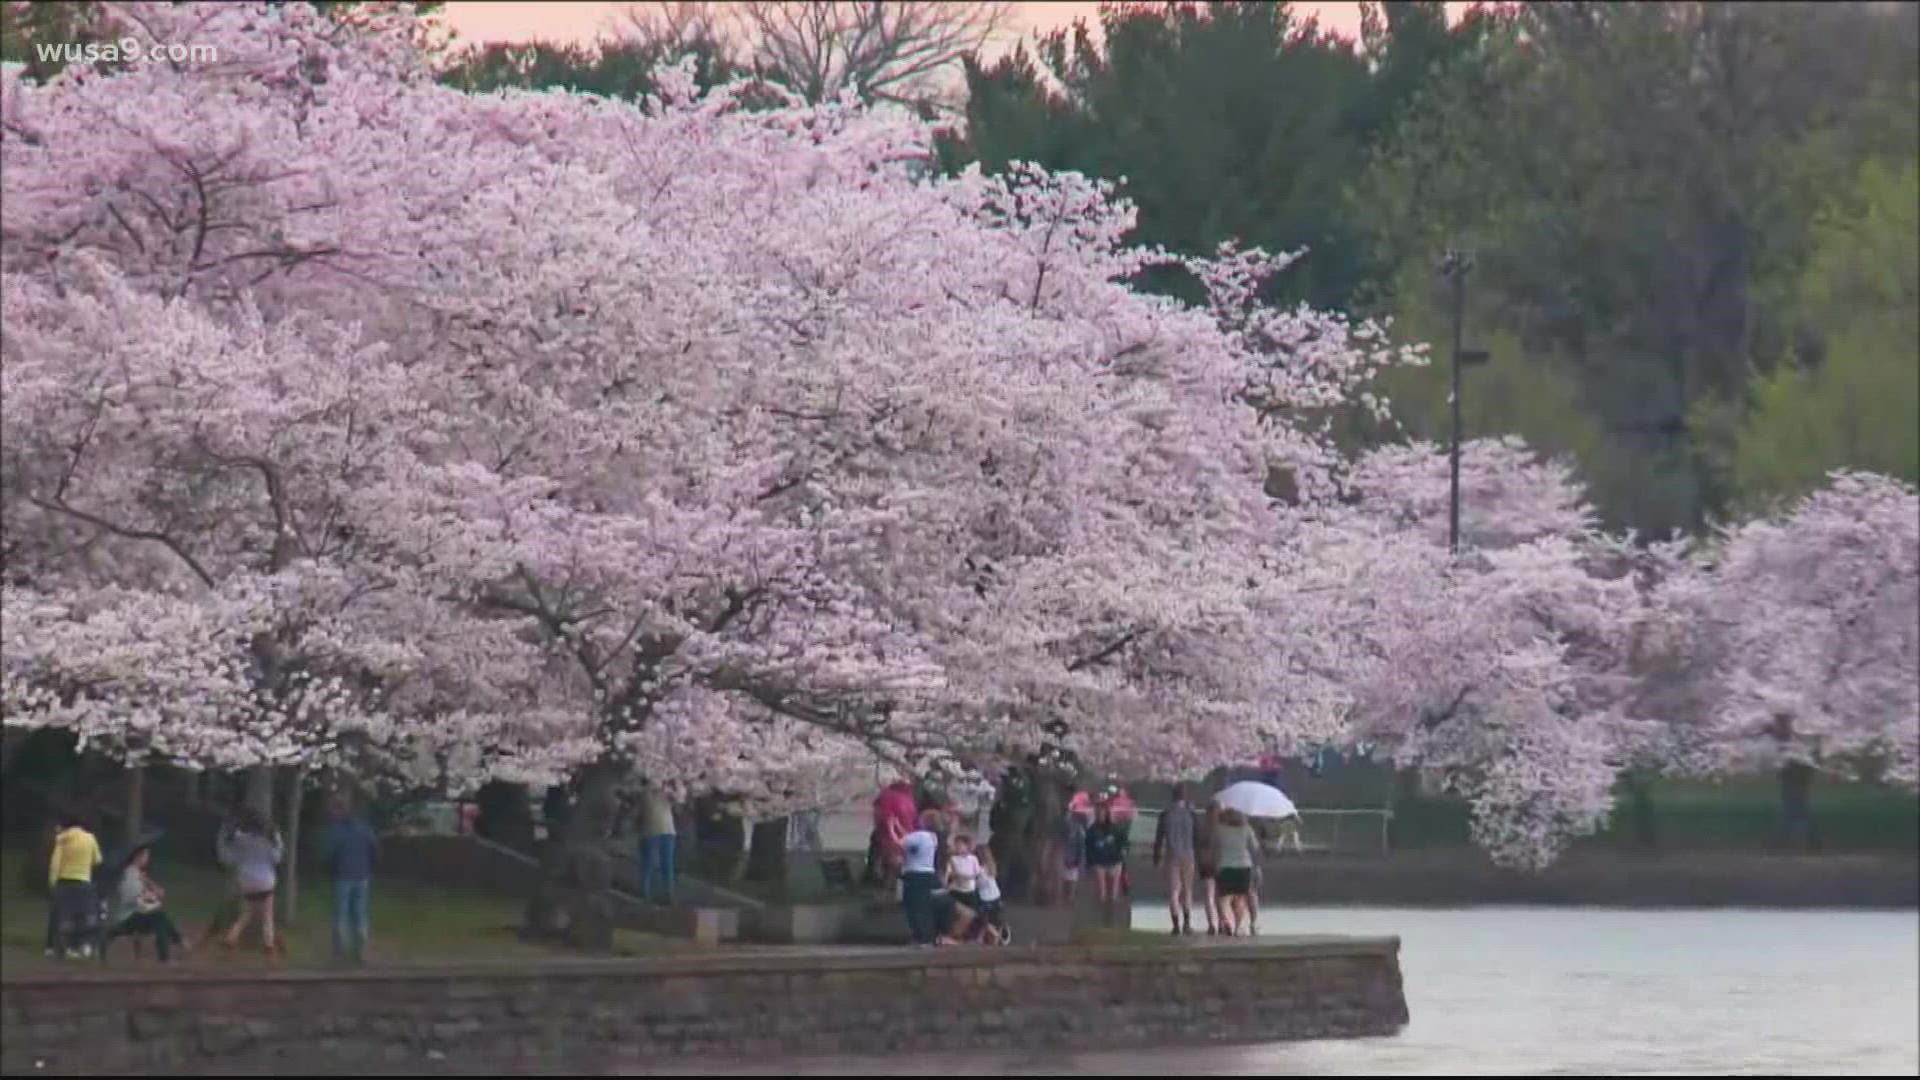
left=1439, top=249, right=1488, bottom=554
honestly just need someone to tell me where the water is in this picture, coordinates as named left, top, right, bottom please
left=657, top=906, right=1920, bottom=1076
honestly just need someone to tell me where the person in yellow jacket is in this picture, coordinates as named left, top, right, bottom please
left=48, top=809, right=102, bottom=959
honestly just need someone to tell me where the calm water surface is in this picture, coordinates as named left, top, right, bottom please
left=651, top=906, right=1919, bottom=1076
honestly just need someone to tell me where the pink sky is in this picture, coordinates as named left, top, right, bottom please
left=442, top=2, right=1405, bottom=49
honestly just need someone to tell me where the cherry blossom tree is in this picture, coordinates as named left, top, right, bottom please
left=4, top=4, right=1337, bottom=929
left=1264, top=441, right=1651, bottom=869
left=0, top=7, right=556, bottom=801
left=1650, top=472, right=1919, bottom=847
left=1186, top=241, right=1647, bottom=868
left=0, top=3, right=1728, bottom=916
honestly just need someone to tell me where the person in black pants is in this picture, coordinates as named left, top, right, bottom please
left=899, top=810, right=971, bottom=945
left=108, top=844, right=186, bottom=963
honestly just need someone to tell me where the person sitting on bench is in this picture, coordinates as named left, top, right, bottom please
left=108, top=842, right=185, bottom=963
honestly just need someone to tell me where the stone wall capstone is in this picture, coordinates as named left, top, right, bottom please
left=0, top=937, right=1407, bottom=1075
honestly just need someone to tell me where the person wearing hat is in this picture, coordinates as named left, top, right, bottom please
left=110, top=840, right=185, bottom=963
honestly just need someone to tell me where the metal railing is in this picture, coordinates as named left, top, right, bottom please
left=791, top=806, right=1395, bottom=856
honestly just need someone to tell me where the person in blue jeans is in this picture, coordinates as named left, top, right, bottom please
left=319, top=794, right=379, bottom=964
left=636, top=784, right=677, bottom=905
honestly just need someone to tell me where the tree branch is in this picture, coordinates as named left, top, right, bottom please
left=26, top=495, right=216, bottom=589
left=1067, top=628, right=1141, bottom=672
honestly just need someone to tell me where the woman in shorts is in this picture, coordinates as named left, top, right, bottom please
left=220, top=808, right=285, bottom=955
left=1212, top=807, right=1260, bottom=936
left=1083, top=800, right=1128, bottom=924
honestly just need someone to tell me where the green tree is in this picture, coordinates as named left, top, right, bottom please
left=1358, top=2, right=1920, bottom=534
left=1718, top=159, right=1920, bottom=508
left=946, top=2, right=1491, bottom=310
left=1, top=1, right=112, bottom=80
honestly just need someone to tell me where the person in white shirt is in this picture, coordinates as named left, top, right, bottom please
left=943, top=832, right=985, bottom=942
left=899, top=811, right=969, bottom=945
left=945, top=833, right=983, bottom=900
left=971, top=846, right=1010, bottom=945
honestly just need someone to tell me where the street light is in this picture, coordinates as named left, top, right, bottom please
left=1439, top=249, right=1489, bottom=554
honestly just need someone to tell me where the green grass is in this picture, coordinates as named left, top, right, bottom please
left=1, top=845, right=701, bottom=975
left=1387, top=777, right=1920, bottom=853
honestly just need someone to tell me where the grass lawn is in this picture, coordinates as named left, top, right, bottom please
left=1, top=844, right=702, bottom=976
left=1388, top=777, right=1919, bottom=852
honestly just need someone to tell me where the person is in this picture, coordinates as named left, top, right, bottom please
left=1108, top=787, right=1137, bottom=900
left=109, top=843, right=185, bottom=964
left=788, top=807, right=824, bottom=854
left=1213, top=807, right=1261, bottom=936
left=219, top=808, right=284, bottom=954
left=972, top=847, right=1010, bottom=945
left=39, top=818, right=65, bottom=957
left=1058, top=801, right=1088, bottom=906
left=872, top=780, right=917, bottom=895
left=944, top=832, right=984, bottom=922
left=319, top=794, right=379, bottom=964
left=47, top=809, right=102, bottom=959
left=637, top=784, right=677, bottom=906
left=1084, top=800, right=1128, bottom=924
left=1153, top=784, right=1198, bottom=935
left=1249, top=854, right=1264, bottom=936
left=1194, top=801, right=1223, bottom=935
left=898, top=809, right=949, bottom=946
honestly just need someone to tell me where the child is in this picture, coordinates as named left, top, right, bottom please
left=944, top=832, right=984, bottom=915
left=973, top=847, right=1011, bottom=946
left=47, top=810, right=102, bottom=959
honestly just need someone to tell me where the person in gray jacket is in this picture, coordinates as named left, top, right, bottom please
left=218, top=808, right=284, bottom=954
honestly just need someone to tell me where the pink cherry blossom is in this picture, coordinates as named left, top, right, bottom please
left=15, top=4, right=1907, bottom=871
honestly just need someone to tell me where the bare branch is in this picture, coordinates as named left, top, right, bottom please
left=1067, top=628, right=1142, bottom=672
left=731, top=1, right=1010, bottom=104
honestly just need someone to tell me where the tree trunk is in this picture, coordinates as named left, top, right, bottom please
left=989, top=768, right=1065, bottom=906
left=23, top=822, right=55, bottom=899
left=746, top=818, right=789, bottom=886
left=243, top=766, right=275, bottom=819
left=522, top=762, right=618, bottom=951
left=692, top=795, right=747, bottom=883
left=281, top=766, right=307, bottom=927
left=476, top=781, right=536, bottom=851
left=0, top=730, right=23, bottom=775
left=125, top=762, right=146, bottom=846
left=1778, top=761, right=1820, bottom=853
left=1621, top=768, right=1657, bottom=848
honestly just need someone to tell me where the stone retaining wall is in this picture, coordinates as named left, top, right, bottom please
left=0, top=938, right=1406, bottom=1075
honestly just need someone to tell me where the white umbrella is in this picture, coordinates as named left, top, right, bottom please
left=1213, top=780, right=1297, bottom=820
